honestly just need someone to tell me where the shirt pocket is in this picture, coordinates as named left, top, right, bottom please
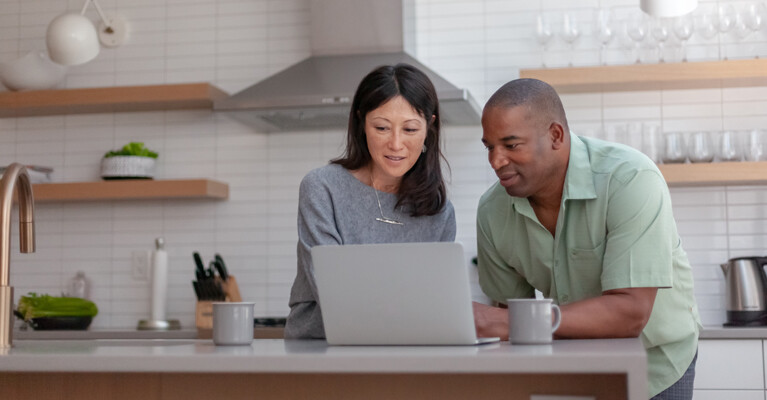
left=568, top=241, right=606, bottom=293
left=569, top=241, right=605, bottom=269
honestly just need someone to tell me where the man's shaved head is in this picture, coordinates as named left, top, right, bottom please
left=484, top=78, right=569, bottom=133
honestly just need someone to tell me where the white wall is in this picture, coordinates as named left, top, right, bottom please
left=1, top=0, right=765, bottom=328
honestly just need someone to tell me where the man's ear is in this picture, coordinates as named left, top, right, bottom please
left=549, top=122, right=566, bottom=150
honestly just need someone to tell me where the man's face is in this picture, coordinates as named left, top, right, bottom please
left=481, top=105, right=556, bottom=198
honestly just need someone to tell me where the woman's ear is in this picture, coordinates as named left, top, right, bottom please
left=430, top=114, right=436, bottom=124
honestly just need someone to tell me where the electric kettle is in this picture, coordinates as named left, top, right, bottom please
left=721, top=257, right=767, bottom=326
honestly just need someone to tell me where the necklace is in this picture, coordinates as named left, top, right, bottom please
left=372, top=181, right=403, bottom=226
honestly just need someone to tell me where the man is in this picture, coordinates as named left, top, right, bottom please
left=473, top=78, right=701, bottom=399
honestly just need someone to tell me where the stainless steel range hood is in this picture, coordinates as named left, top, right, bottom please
left=214, top=0, right=481, bottom=132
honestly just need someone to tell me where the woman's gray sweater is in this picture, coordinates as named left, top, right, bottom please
left=284, top=163, right=456, bottom=339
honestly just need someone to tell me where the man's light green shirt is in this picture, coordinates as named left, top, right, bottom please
left=477, top=133, right=701, bottom=397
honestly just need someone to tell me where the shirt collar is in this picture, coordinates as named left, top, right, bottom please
left=563, top=132, right=597, bottom=201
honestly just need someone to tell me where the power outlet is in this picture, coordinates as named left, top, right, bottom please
left=131, top=250, right=152, bottom=281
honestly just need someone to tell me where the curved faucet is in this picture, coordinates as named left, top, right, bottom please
left=0, top=163, right=35, bottom=349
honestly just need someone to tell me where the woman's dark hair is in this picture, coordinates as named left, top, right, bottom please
left=332, top=63, right=448, bottom=217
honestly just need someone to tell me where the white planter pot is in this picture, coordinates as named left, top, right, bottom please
left=100, top=156, right=156, bottom=180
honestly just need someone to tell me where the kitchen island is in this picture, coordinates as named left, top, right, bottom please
left=0, top=338, right=646, bottom=400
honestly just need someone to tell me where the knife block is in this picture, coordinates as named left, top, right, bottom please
left=195, top=275, right=243, bottom=331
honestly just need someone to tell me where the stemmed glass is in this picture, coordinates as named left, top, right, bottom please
left=651, top=18, right=671, bottom=63
left=560, top=13, right=581, bottom=67
left=743, top=2, right=767, bottom=58
left=695, top=9, right=718, bottom=51
left=733, top=11, right=752, bottom=50
left=534, top=13, right=553, bottom=68
left=627, top=11, right=648, bottom=64
left=593, top=9, right=615, bottom=65
left=714, top=4, right=737, bottom=60
left=673, top=14, right=694, bottom=62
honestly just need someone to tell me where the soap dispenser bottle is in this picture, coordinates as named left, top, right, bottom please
left=67, top=271, right=90, bottom=299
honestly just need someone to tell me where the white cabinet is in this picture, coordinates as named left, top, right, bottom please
left=695, top=340, right=764, bottom=390
left=693, top=390, right=764, bottom=400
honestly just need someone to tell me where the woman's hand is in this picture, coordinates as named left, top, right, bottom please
left=472, top=301, right=509, bottom=341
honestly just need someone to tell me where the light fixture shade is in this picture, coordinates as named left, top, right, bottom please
left=46, top=13, right=100, bottom=66
left=640, top=0, right=698, bottom=18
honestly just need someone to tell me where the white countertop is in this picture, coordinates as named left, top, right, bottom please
left=1, top=338, right=648, bottom=399
left=700, top=326, right=767, bottom=339
left=1, top=338, right=645, bottom=375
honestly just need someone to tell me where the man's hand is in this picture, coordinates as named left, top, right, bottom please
left=472, top=301, right=509, bottom=340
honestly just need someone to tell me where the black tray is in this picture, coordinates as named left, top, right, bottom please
left=30, top=316, right=93, bottom=330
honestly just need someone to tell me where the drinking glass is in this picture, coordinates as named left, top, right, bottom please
left=593, top=9, right=615, bottom=65
left=743, top=3, right=767, bottom=58
left=745, top=129, right=766, bottom=161
left=673, top=14, right=694, bottom=62
left=627, top=11, right=648, bottom=64
left=687, top=131, right=714, bottom=163
left=560, top=13, right=581, bottom=67
left=641, top=123, right=662, bottom=164
left=717, top=130, right=741, bottom=162
left=534, top=13, right=553, bottom=67
left=715, top=4, right=737, bottom=60
left=695, top=8, right=719, bottom=46
left=651, top=18, right=671, bottom=63
left=662, top=132, right=687, bottom=164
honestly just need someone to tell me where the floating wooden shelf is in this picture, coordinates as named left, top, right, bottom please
left=520, top=59, right=767, bottom=93
left=0, top=83, right=227, bottom=117
left=658, top=161, right=767, bottom=187
left=32, top=179, right=229, bottom=202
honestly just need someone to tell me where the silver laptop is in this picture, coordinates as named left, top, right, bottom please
left=311, top=242, right=500, bottom=346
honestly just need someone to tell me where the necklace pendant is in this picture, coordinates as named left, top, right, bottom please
left=376, top=217, right=404, bottom=225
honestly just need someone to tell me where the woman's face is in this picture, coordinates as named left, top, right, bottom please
left=364, top=95, right=429, bottom=185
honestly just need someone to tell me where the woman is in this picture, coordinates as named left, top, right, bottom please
left=284, top=63, right=456, bottom=339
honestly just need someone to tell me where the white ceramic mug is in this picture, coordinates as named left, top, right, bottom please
left=507, top=298, right=561, bottom=345
left=212, top=302, right=255, bottom=346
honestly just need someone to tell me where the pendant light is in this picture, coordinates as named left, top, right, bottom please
left=640, top=0, right=698, bottom=18
left=46, top=0, right=128, bottom=66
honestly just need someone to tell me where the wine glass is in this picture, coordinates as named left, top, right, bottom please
left=593, top=9, right=615, bottom=65
left=714, top=4, right=737, bottom=60
left=534, top=13, right=553, bottom=68
left=733, top=12, right=752, bottom=51
left=560, top=13, right=581, bottom=67
left=651, top=18, right=671, bottom=63
left=744, top=2, right=767, bottom=31
left=673, top=14, right=694, bottom=62
left=695, top=9, right=719, bottom=43
left=743, top=2, right=767, bottom=58
left=626, top=11, right=648, bottom=64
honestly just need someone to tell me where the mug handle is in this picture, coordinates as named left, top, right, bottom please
left=551, top=304, right=562, bottom=333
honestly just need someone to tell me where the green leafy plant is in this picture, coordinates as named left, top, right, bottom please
left=104, top=142, right=158, bottom=159
left=17, top=293, right=98, bottom=319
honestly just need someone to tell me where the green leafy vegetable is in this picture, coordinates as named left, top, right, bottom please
left=104, top=142, right=158, bottom=159
left=17, top=293, right=98, bottom=320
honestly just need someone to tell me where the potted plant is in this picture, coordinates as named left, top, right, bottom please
left=100, top=142, right=159, bottom=180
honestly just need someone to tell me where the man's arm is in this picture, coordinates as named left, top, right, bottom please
left=556, top=287, right=657, bottom=338
left=473, top=287, right=657, bottom=340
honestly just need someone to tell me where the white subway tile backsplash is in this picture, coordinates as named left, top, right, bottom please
left=2, top=0, right=763, bottom=327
